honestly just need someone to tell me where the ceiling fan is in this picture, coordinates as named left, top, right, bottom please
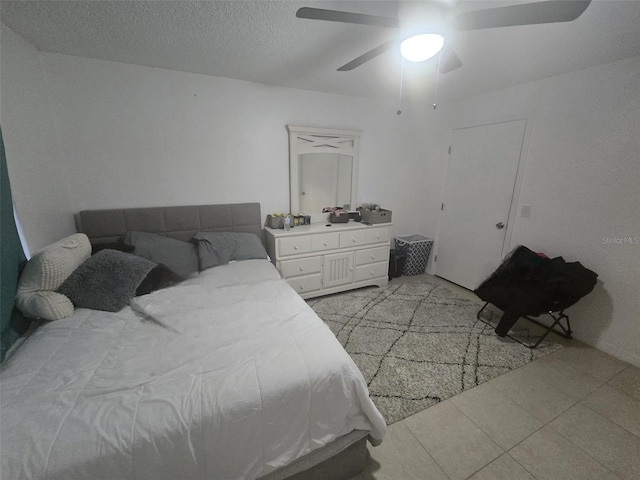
left=296, top=0, right=592, bottom=74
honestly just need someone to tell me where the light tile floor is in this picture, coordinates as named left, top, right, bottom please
left=348, top=273, right=640, bottom=480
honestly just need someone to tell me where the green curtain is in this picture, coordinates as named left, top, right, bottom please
left=1, top=127, right=29, bottom=362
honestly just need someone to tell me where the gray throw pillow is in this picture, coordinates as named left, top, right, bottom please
left=124, top=231, right=199, bottom=278
left=58, top=249, right=156, bottom=312
left=193, top=232, right=267, bottom=271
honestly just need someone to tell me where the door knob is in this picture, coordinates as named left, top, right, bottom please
left=496, top=222, right=505, bottom=229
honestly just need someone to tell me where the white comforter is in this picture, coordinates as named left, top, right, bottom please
left=1, top=260, right=386, bottom=480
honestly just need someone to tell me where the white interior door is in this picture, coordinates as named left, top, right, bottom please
left=436, top=119, right=526, bottom=290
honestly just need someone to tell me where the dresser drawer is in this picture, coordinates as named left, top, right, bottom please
left=311, top=232, right=340, bottom=252
left=355, top=246, right=389, bottom=266
left=365, top=226, right=390, bottom=245
left=278, top=235, right=312, bottom=256
left=287, top=274, right=322, bottom=295
left=355, top=262, right=388, bottom=282
left=339, top=230, right=366, bottom=248
left=279, top=256, right=322, bottom=278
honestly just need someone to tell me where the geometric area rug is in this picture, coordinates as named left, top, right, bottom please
left=307, top=281, right=561, bottom=425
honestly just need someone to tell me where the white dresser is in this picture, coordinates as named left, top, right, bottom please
left=265, top=222, right=391, bottom=299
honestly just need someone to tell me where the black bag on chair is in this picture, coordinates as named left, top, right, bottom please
left=474, top=246, right=598, bottom=338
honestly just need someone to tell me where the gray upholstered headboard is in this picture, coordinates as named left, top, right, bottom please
left=75, top=203, right=262, bottom=243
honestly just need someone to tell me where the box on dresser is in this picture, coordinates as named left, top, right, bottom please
left=358, top=207, right=392, bottom=225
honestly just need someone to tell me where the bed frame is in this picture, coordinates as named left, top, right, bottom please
left=75, top=202, right=369, bottom=480
left=75, top=203, right=264, bottom=243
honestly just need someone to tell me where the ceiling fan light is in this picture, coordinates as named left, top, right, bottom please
left=400, top=34, right=445, bottom=62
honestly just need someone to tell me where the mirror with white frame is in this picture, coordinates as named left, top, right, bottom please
left=287, top=125, right=360, bottom=215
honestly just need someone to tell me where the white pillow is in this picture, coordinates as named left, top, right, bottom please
left=16, top=233, right=91, bottom=320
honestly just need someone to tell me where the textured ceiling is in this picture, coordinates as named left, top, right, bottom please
left=2, top=0, right=640, bottom=107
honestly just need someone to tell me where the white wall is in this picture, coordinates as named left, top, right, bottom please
left=426, top=56, right=640, bottom=366
left=1, top=23, right=430, bottom=255
left=1, top=26, right=76, bottom=253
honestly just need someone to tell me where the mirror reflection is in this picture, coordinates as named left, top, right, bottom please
left=298, top=153, right=353, bottom=213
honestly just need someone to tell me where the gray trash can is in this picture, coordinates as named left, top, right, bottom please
left=395, top=235, right=433, bottom=276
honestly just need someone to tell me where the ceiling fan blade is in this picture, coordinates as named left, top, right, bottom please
left=454, top=0, right=591, bottom=31
left=296, top=7, right=398, bottom=28
left=337, top=40, right=396, bottom=71
left=439, top=45, right=463, bottom=74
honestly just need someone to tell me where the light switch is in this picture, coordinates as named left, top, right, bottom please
left=520, top=204, right=532, bottom=218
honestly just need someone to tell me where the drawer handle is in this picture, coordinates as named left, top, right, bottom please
left=352, top=238, right=357, bottom=243
left=376, top=234, right=381, bottom=239
left=299, top=284, right=305, bottom=290
left=370, top=270, right=375, bottom=276
left=371, top=255, right=376, bottom=260
left=299, top=266, right=304, bottom=271
left=323, top=241, right=328, bottom=246
left=294, top=245, right=299, bottom=250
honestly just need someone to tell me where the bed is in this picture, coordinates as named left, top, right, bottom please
left=0, top=203, right=386, bottom=480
